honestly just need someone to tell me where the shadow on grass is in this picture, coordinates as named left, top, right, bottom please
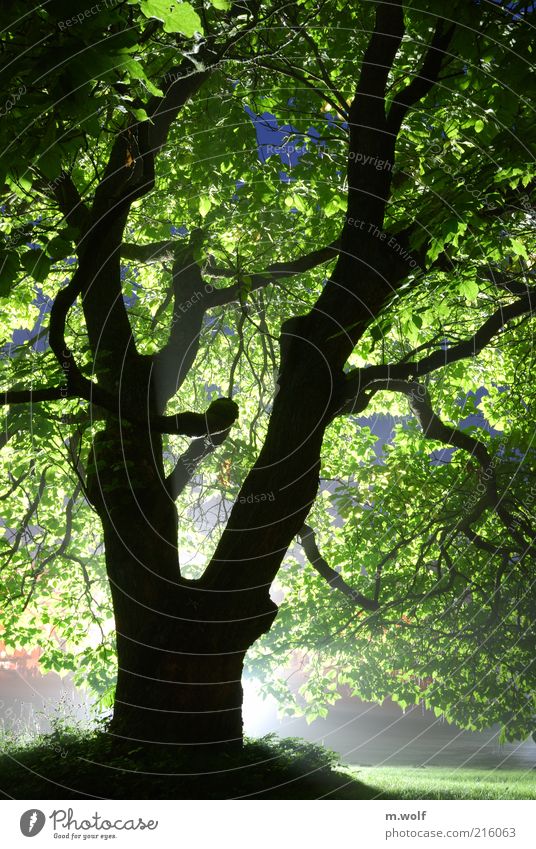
left=0, top=727, right=387, bottom=800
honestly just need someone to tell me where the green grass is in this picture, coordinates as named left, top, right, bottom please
left=1, top=723, right=534, bottom=799
left=343, top=766, right=536, bottom=800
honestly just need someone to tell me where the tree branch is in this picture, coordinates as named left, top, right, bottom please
left=146, top=61, right=215, bottom=157
left=295, top=25, right=350, bottom=114
left=372, top=379, right=492, bottom=465
left=298, top=523, right=379, bottom=610
left=341, top=291, right=534, bottom=410
left=166, top=427, right=233, bottom=500
left=387, top=20, right=456, bottom=134
left=1, top=387, right=68, bottom=405
left=344, top=0, right=404, bottom=228
left=207, top=239, right=340, bottom=307
left=1, top=379, right=239, bottom=436
left=2, top=466, right=48, bottom=574
left=150, top=238, right=340, bottom=409
left=21, top=483, right=81, bottom=611
left=354, top=1, right=405, bottom=113
left=255, top=58, right=347, bottom=118
left=479, top=264, right=534, bottom=298
left=360, top=380, right=531, bottom=551
left=51, top=171, right=90, bottom=232
left=121, top=239, right=178, bottom=263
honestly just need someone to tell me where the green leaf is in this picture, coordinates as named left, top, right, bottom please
left=324, top=197, right=344, bottom=217
left=7, top=171, right=32, bottom=195
left=120, top=56, right=163, bottom=97
left=291, top=194, right=306, bottom=213
left=426, top=238, right=444, bottom=264
left=138, top=0, right=203, bottom=36
left=210, top=0, right=231, bottom=7
left=130, top=106, right=150, bottom=122
left=458, top=279, right=479, bottom=301
left=20, top=249, right=52, bottom=283
left=45, top=235, right=73, bottom=260
left=509, top=238, right=528, bottom=259
left=199, top=195, right=212, bottom=218
left=474, top=119, right=485, bottom=133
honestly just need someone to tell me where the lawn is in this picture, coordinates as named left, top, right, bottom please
left=0, top=725, right=534, bottom=799
left=343, top=766, right=536, bottom=800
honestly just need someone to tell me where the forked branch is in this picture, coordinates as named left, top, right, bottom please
left=298, top=523, right=379, bottom=610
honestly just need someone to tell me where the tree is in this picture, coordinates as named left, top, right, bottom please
left=1, top=0, right=535, bottom=749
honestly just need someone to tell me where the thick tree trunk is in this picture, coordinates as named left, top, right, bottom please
left=106, top=547, right=275, bottom=747
left=110, top=593, right=249, bottom=748
left=88, top=420, right=276, bottom=748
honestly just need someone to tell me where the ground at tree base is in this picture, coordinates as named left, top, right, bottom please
left=0, top=729, right=533, bottom=800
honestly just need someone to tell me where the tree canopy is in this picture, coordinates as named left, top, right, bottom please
left=0, top=0, right=535, bottom=745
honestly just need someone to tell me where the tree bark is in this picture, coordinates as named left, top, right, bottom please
left=87, top=419, right=276, bottom=748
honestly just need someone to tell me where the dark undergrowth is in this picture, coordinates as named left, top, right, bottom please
left=0, top=725, right=385, bottom=800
